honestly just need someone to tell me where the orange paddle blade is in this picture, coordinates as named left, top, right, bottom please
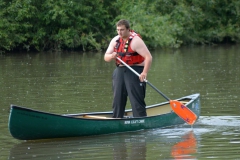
left=170, top=100, right=197, bottom=125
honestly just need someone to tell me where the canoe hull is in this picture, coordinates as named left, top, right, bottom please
left=8, top=94, right=200, bottom=140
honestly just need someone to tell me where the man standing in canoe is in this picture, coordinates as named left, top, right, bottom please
left=104, top=19, right=152, bottom=118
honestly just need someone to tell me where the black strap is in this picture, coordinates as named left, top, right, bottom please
left=117, top=52, right=139, bottom=57
left=115, top=38, right=120, bottom=50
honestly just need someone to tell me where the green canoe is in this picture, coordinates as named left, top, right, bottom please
left=8, top=93, right=200, bottom=140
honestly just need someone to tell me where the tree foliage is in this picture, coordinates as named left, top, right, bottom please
left=0, top=0, right=239, bottom=53
left=113, top=0, right=240, bottom=48
left=0, top=0, right=114, bottom=52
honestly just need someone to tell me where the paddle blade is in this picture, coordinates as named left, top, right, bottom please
left=170, top=100, right=197, bottom=125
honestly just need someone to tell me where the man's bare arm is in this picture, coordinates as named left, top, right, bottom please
left=131, top=36, right=152, bottom=81
left=104, top=36, right=118, bottom=62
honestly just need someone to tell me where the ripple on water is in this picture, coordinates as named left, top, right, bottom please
left=198, top=116, right=240, bottom=127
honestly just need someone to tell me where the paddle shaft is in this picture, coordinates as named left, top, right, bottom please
left=116, top=57, right=170, bottom=101
left=116, top=57, right=197, bottom=125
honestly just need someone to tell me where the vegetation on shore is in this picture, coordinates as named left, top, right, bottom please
left=0, top=0, right=239, bottom=53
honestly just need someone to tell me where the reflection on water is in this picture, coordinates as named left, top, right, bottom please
left=9, top=130, right=196, bottom=160
left=8, top=133, right=147, bottom=159
left=171, top=131, right=197, bottom=159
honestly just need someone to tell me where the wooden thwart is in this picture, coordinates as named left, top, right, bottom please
left=83, top=115, right=115, bottom=119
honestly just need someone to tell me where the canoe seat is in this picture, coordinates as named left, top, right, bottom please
left=124, top=116, right=133, bottom=119
left=83, top=115, right=132, bottom=119
left=83, top=115, right=115, bottom=119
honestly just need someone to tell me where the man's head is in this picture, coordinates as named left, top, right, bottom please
left=116, top=19, right=130, bottom=29
left=116, top=19, right=130, bottom=39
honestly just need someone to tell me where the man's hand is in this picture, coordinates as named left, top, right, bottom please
left=111, top=52, right=117, bottom=59
left=139, top=72, right=147, bottom=82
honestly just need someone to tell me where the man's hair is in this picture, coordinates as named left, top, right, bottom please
left=116, top=19, right=130, bottom=29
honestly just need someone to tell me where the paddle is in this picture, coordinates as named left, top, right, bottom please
left=116, top=57, right=197, bottom=125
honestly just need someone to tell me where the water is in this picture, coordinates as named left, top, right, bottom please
left=1, top=44, right=240, bottom=159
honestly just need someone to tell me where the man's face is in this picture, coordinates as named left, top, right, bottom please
left=117, top=25, right=130, bottom=39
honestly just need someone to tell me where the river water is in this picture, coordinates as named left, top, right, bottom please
left=1, top=45, right=240, bottom=159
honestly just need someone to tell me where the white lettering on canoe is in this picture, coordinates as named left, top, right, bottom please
left=124, top=119, right=145, bottom=125
left=124, top=121, right=131, bottom=124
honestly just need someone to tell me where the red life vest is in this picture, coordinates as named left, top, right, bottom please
left=114, top=30, right=145, bottom=66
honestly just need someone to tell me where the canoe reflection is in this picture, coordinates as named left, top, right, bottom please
left=171, top=131, right=197, bottom=159
left=9, top=134, right=147, bottom=160
left=112, top=136, right=146, bottom=160
left=9, top=130, right=196, bottom=159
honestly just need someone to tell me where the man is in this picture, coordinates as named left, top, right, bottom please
left=104, top=19, right=152, bottom=118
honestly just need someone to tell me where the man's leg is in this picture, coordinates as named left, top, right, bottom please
left=112, top=67, right=128, bottom=118
left=124, top=66, right=147, bottom=117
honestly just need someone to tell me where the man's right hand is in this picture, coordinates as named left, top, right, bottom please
left=111, top=52, right=117, bottom=59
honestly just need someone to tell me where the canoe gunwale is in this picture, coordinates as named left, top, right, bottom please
left=63, top=94, right=198, bottom=118
left=9, top=93, right=199, bottom=121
